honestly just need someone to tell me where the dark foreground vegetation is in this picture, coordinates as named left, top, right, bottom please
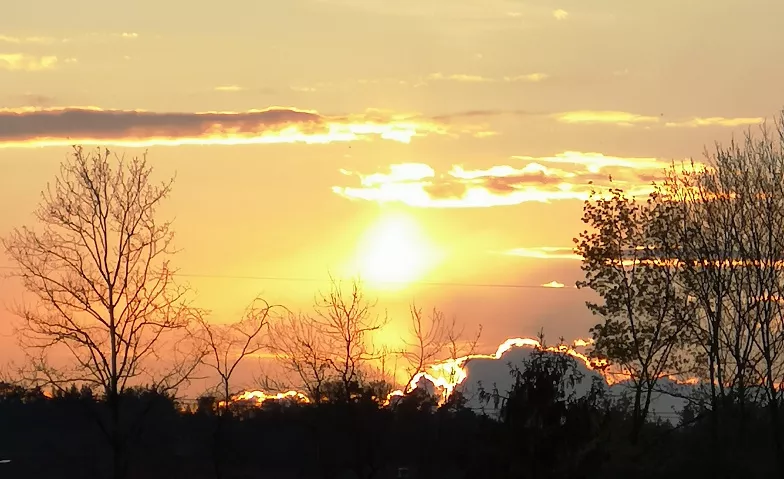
left=4, top=111, right=784, bottom=478
left=3, top=345, right=783, bottom=479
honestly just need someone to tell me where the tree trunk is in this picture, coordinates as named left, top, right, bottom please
left=109, top=390, right=124, bottom=479
left=765, top=362, right=784, bottom=479
left=630, top=385, right=643, bottom=444
left=708, top=348, right=722, bottom=479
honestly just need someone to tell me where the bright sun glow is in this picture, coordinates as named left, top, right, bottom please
left=350, top=212, right=441, bottom=290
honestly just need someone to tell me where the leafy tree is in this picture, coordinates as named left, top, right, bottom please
left=575, top=183, right=691, bottom=442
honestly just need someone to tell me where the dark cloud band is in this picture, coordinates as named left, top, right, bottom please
left=0, top=107, right=323, bottom=143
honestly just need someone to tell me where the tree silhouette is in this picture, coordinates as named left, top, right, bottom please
left=268, top=275, right=388, bottom=404
left=655, top=113, right=784, bottom=476
left=399, top=303, right=481, bottom=395
left=3, top=146, right=202, bottom=479
left=194, top=296, right=278, bottom=479
left=575, top=183, right=691, bottom=442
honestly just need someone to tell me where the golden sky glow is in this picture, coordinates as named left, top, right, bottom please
left=1, top=0, right=783, bottom=393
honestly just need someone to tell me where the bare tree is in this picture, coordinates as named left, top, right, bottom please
left=195, top=296, right=277, bottom=479
left=399, top=303, right=482, bottom=397
left=661, top=115, right=784, bottom=476
left=3, top=146, right=202, bottom=479
left=196, top=296, right=277, bottom=414
left=268, top=275, right=388, bottom=403
left=268, top=309, right=332, bottom=402
left=400, top=304, right=451, bottom=393
left=313, top=275, right=389, bottom=402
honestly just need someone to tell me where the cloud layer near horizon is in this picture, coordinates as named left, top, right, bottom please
left=0, top=104, right=766, bottom=148
left=0, top=106, right=448, bottom=147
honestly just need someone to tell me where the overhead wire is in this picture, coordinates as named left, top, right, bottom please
left=0, top=265, right=580, bottom=290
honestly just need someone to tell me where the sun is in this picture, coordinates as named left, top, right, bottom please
left=351, top=212, right=441, bottom=289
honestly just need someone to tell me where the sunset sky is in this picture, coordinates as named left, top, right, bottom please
left=2, top=0, right=784, bottom=387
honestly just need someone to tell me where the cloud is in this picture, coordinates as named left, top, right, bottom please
left=214, top=85, right=246, bottom=92
left=553, top=110, right=660, bottom=126
left=333, top=151, right=669, bottom=208
left=554, top=110, right=764, bottom=128
left=430, top=109, right=541, bottom=122
left=0, top=53, right=59, bottom=71
left=665, top=117, right=763, bottom=128
left=0, top=33, right=139, bottom=44
left=504, top=73, right=549, bottom=82
left=0, top=35, right=59, bottom=44
left=451, top=343, right=688, bottom=423
left=426, top=72, right=548, bottom=84
left=505, top=247, right=581, bottom=260
left=553, top=9, right=569, bottom=20
left=0, top=107, right=449, bottom=148
left=427, top=73, right=493, bottom=83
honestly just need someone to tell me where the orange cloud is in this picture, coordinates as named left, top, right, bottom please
left=214, top=85, right=246, bottom=92
left=504, top=73, right=549, bottom=82
left=426, top=72, right=548, bottom=84
left=665, top=117, right=763, bottom=128
left=0, top=35, right=60, bottom=44
left=333, top=151, right=668, bottom=208
left=0, top=33, right=138, bottom=44
left=0, top=53, right=59, bottom=71
left=0, top=106, right=449, bottom=148
left=553, top=110, right=660, bottom=126
left=427, top=73, right=493, bottom=83
left=505, top=247, right=582, bottom=260
left=554, top=110, right=764, bottom=128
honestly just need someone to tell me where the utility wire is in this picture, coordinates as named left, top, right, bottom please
left=0, top=265, right=579, bottom=290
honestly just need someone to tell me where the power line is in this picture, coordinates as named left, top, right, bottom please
left=0, top=265, right=580, bottom=290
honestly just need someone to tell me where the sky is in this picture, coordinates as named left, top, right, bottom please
left=1, top=0, right=784, bottom=392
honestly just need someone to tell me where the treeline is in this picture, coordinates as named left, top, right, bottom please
left=2, top=343, right=781, bottom=479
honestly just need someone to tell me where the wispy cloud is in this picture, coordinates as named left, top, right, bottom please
left=665, top=117, right=763, bottom=128
left=214, top=85, right=246, bottom=92
left=553, top=110, right=763, bottom=128
left=505, top=247, right=581, bottom=260
left=553, top=110, right=660, bottom=126
left=427, top=73, right=493, bottom=83
left=511, top=151, right=671, bottom=173
left=553, top=9, right=569, bottom=20
left=0, top=53, right=59, bottom=71
left=504, top=73, right=549, bottom=82
left=0, top=35, right=59, bottom=44
left=431, top=109, right=541, bottom=122
left=0, top=32, right=139, bottom=44
left=333, top=151, right=669, bottom=208
left=0, top=106, right=449, bottom=148
left=426, top=72, right=548, bottom=84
